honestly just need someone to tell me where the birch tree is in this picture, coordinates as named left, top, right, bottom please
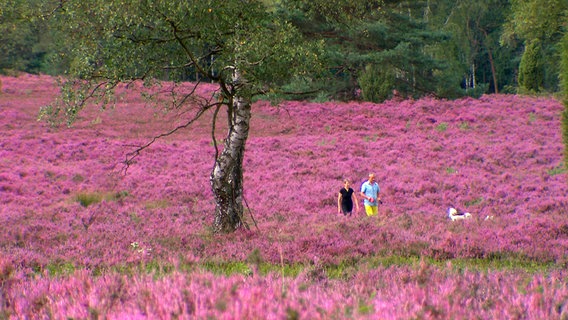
left=40, top=0, right=320, bottom=233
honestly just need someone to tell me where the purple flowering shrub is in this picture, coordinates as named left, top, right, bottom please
left=1, top=74, right=567, bottom=318
left=3, top=262, right=567, bottom=319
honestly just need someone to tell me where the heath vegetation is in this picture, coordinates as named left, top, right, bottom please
left=1, top=74, right=567, bottom=319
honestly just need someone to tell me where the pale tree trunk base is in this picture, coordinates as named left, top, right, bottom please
left=210, top=96, right=251, bottom=233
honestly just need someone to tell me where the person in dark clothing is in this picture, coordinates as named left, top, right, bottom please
left=337, top=179, right=360, bottom=216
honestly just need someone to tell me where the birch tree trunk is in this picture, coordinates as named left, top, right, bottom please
left=210, top=94, right=251, bottom=233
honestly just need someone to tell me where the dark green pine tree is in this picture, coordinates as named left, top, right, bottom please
left=518, top=40, right=544, bottom=93
left=281, top=0, right=450, bottom=102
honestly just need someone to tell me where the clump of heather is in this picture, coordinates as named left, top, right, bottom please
left=3, top=264, right=568, bottom=319
left=1, top=74, right=567, bottom=318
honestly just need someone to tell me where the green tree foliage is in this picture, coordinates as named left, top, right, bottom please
left=503, top=0, right=568, bottom=92
left=282, top=0, right=384, bottom=22
left=503, top=0, right=566, bottom=42
left=37, top=0, right=322, bottom=120
left=0, top=0, right=70, bottom=75
left=358, top=63, right=396, bottom=102
left=282, top=0, right=449, bottom=102
left=518, top=39, right=544, bottom=93
left=428, top=0, right=516, bottom=95
left=0, top=0, right=43, bottom=73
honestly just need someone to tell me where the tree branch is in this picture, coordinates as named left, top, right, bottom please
left=161, top=11, right=220, bottom=82
left=122, top=99, right=222, bottom=174
left=211, top=103, right=222, bottom=160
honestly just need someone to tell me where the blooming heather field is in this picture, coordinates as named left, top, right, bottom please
left=1, top=74, right=568, bottom=319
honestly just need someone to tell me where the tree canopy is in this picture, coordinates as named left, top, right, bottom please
left=2, top=0, right=568, bottom=101
left=282, top=0, right=452, bottom=101
left=503, top=0, right=568, bottom=93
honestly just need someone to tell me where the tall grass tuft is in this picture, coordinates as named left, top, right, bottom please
left=74, top=190, right=129, bottom=207
left=75, top=192, right=103, bottom=207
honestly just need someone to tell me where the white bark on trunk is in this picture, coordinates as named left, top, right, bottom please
left=210, top=93, right=251, bottom=233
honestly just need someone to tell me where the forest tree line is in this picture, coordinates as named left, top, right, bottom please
left=1, top=0, right=566, bottom=100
